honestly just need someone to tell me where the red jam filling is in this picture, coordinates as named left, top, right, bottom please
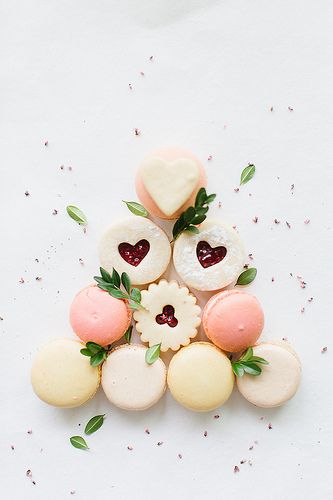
left=118, top=239, right=150, bottom=267
left=156, top=305, right=178, bottom=328
left=196, top=241, right=227, bottom=268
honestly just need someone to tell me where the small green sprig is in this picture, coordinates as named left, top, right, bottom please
left=123, top=200, right=149, bottom=217
left=94, top=267, right=144, bottom=311
left=231, top=347, right=269, bottom=377
left=240, top=164, right=256, bottom=185
left=145, top=343, right=161, bottom=365
left=171, top=187, right=216, bottom=241
left=80, top=341, right=112, bottom=366
left=236, top=267, right=257, bottom=285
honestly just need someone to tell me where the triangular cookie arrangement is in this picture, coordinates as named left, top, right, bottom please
left=31, top=147, right=301, bottom=416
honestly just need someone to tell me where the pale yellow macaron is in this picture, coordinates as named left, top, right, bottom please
left=31, top=339, right=100, bottom=408
left=236, top=342, right=301, bottom=408
left=167, top=342, right=234, bottom=411
left=102, top=344, right=167, bottom=411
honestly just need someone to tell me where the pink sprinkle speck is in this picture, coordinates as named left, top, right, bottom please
left=129, top=83, right=133, bottom=90
left=304, top=219, right=310, bottom=224
left=203, top=431, right=208, bottom=437
left=145, top=428, right=150, bottom=435
left=149, top=55, right=154, bottom=61
left=234, top=187, right=239, bottom=193
left=207, top=155, right=213, bottom=161
left=178, top=453, right=182, bottom=459
left=19, top=277, right=25, bottom=284
left=301, top=307, right=305, bottom=313
left=214, top=414, right=220, bottom=419
left=157, top=441, right=163, bottom=446
left=268, top=423, right=272, bottom=429
left=234, top=466, right=240, bottom=473
left=253, top=216, right=258, bottom=223
left=286, top=221, right=291, bottom=228
left=52, top=209, right=58, bottom=215
left=134, top=128, right=141, bottom=136
left=44, top=140, right=48, bottom=146
left=271, top=277, right=275, bottom=282
left=321, top=347, right=327, bottom=353
left=127, top=446, right=133, bottom=451
left=79, top=258, right=84, bottom=265
left=140, top=71, right=145, bottom=76
left=27, top=429, right=32, bottom=434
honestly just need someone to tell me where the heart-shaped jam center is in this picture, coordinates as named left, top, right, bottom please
left=196, top=241, right=227, bottom=268
left=118, top=239, right=150, bottom=267
left=156, top=305, right=178, bottom=328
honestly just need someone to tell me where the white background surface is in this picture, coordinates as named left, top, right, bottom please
left=1, top=1, right=333, bottom=499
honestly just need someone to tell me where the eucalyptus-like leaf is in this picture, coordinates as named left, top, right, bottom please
left=106, top=288, right=129, bottom=300
left=112, top=268, right=121, bottom=288
left=124, top=325, right=133, bottom=343
left=66, top=205, right=87, bottom=225
left=130, top=288, right=141, bottom=302
left=240, top=164, right=256, bottom=185
left=123, top=200, right=149, bottom=217
left=242, top=362, right=262, bottom=376
left=70, top=436, right=89, bottom=450
left=80, top=348, right=92, bottom=356
left=121, top=272, right=131, bottom=294
left=86, top=342, right=103, bottom=354
left=100, top=267, right=112, bottom=283
left=185, top=226, right=200, bottom=234
left=232, top=363, right=245, bottom=377
left=145, top=343, right=161, bottom=365
left=236, top=268, right=257, bottom=286
left=84, top=415, right=105, bottom=435
left=90, top=351, right=106, bottom=367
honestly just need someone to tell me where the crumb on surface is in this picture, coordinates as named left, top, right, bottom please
left=134, top=128, right=141, bottom=136
left=253, top=216, right=258, bottom=223
left=157, top=441, right=163, bottom=446
left=234, top=465, right=240, bottom=473
left=321, top=347, right=327, bottom=353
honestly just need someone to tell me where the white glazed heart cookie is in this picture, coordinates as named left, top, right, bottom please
left=135, top=148, right=207, bottom=219
left=173, top=219, right=246, bottom=291
left=99, top=217, right=171, bottom=285
left=133, top=280, right=201, bottom=352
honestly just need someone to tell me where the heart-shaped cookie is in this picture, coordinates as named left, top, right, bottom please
left=118, top=239, right=150, bottom=267
left=140, top=157, right=200, bottom=216
left=196, top=241, right=227, bottom=268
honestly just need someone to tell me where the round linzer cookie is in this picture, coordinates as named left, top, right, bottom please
left=236, top=342, right=301, bottom=408
left=173, top=218, right=245, bottom=291
left=31, top=339, right=100, bottom=408
left=133, top=280, right=201, bottom=352
left=99, top=216, right=171, bottom=285
left=167, top=342, right=234, bottom=412
left=101, top=344, right=166, bottom=411
left=135, top=147, right=206, bottom=219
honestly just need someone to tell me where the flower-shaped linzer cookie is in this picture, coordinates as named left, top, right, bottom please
left=133, top=280, right=201, bottom=352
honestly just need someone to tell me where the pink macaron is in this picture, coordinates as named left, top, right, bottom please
left=135, top=147, right=206, bottom=220
left=70, top=285, right=132, bottom=346
left=202, top=290, right=264, bottom=353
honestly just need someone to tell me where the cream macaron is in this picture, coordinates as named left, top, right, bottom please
left=102, top=344, right=167, bottom=411
left=31, top=339, right=100, bottom=408
left=135, top=147, right=206, bottom=219
left=70, top=285, right=132, bottom=346
left=167, top=342, right=234, bottom=411
left=173, top=219, right=245, bottom=291
left=236, top=342, right=301, bottom=408
left=99, top=217, right=171, bottom=285
left=202, top=290, right=264, bottom=352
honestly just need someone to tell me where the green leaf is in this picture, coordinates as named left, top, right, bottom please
left=70, top=436, right=89, bottom=450
left=80, top=348, right=92, bottom=357
left=145, top=343, right=161, bottom=365
left=130, top=288, right=141, bottom=302
left=84, top=415, right=105, bottom=435
left=183, top=206, right=196, bottom=223
left=195, top=206, right=209, bottom=216
left=185, top=226, right=200, bottom=234
left=195, top=187, right=207, bottom=207
left=106, top=288, right=129, bottom=300
left=240, top=164, right=256, bottom=185
left=128, top=299, right=143, bottom=310
left=236, top=268, right=257, bottom=286
left=94, top=276, right=107, bottom=285
left=100, top=267, right=112, bottom=283
left=232, top=363, right=245, bottom=377
left=66, top=205, right=87, bottom=225
left=205, top=193, right=216, bottom=204
left=111, top=268, right=121, bottom=288
left=124, top=325, right=133, bottom=343
left=86, top=342, right=103, bottom=354
left=251, top=356, right=269, bottom=365
left=96, top=283, right=118, bottom=293
left=191, top=214, right=206, bottom=225
left=240, top=347, right=253, bottom=362
left=121, top=272, right=131, bottom=294
left=242, top=362, right=262, bottom=376
left=90, top=351, right=106, bottom=367
left=123, top=200, right=149, bottom=217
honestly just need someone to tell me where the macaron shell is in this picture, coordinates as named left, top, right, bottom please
left=135, top=147, right=206, bottom=220
left=236, top=343, right=301, bottom=408
left=203, top=290, right=264, bottom=352
left=31, top=339, right=100, bottom=408
left=102, top=344, right=167, bottom=411
left=70, top=285, right=132, bottom=346
left=167, top=342, right=234, bottom=412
